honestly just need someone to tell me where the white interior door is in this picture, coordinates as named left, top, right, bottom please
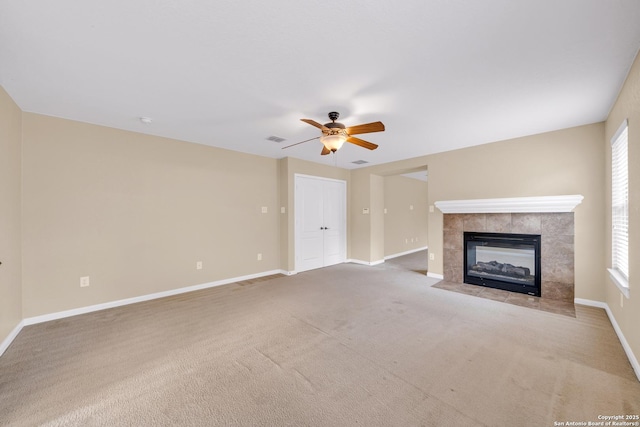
left=296, top=176, right=325, bottom=271
left=322, top=180, right=346, bottom=266
left=295, top=175, right=346, bottom=272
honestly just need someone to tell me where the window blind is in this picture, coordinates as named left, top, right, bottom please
left=611, top=122, right=629, bottom=280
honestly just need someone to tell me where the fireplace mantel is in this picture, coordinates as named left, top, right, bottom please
left=435, top=195, right=583, bottom=214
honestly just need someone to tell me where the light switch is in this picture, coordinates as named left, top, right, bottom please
left=261, top=207, right=268, bottom=213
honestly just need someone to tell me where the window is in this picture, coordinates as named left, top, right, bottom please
left=608, top=120, right=629, bottom=297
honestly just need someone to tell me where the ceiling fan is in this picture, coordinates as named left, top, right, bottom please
left=282, top=112, right=385, bottom=155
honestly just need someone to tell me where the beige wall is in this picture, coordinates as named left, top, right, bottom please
left=349, top=171, right=372, bottom=262
left=370, top=174, right=385, bottom=262
left=21, top=113, right=280, bottom=317
left=0, top=87, right=23, bottom=342
left=352, top=123, right=606, bottom=302
left=383, top=175, right=428, bottom=257
left=348, top=172, right=429, bottom=263
left=278, top=158, right=289, bottom=270
left=605, top=51, right=640, bottom=364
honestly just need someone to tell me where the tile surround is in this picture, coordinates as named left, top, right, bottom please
left=443, top=212, right=575, bottom=302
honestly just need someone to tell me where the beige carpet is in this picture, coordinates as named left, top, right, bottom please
left=1, top=252, right=639, bottom=426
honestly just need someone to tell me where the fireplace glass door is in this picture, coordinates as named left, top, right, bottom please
left=464, top=232, right=541, bottom=296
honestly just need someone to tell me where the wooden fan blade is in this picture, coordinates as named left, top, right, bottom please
left=301, top=119, right=329, bottom=131
left=281, top=136, right=320, bottom=149
left=347, top=136, right=378, bottom=150
left=345, top=121, right=385, bottom=135
left=321, top=146, right=331, bottom=155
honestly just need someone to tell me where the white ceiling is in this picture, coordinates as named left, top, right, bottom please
left=1, top=1, right=640, bottom=169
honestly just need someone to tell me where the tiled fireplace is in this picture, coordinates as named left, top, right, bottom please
left=435, top=196, right=583, bottom=303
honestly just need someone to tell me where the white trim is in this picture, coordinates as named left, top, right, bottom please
left=574, top=298, right=608, bottom=309
left=607, top=268, right=630, bottom=298
left=293, top=173, right=346, bottom=184
left=0, top=320, right=25, bottom=357
left=384, top=246, right=428, bottom=260
left=611, top=118, right=629, bottom=143
left=23, top=270, right=284, bottom=326
left=348, top=247, right=429, bottom=267
left=9, top=274, right=635, bottom=384
left=434, top=195, right=584, bottom=213
left=348, top=258, right=385, bottom=266
left=575, top=298, right=640, bottom=382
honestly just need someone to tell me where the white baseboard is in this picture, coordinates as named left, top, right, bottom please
left=574, top=298, right=608, bottom=309
left=348, top=258, right=385, bottom=266
left=348, top=248, right=429, bottom=267
left=9, top=272, right=636, bottom=386
left=575, top=298, right=640, bottom=382
left=23, top=269, right=285, bottom=326
left=0, top=320, right=25, bottom=357
left=384, top=246, right=428, bottom=260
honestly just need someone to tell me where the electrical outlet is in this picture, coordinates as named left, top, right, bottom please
left=410, top=205, right=414, bottom=210
left=196, top=261, right=203, bottom=270
left=261, top=207, right=268, bottom=213
left=80, top=276, right=90, bottom=287
left=429, top=253, right=435, bottom=261
left=281, top=207, right=285, bottom=214
left=257, top=253, right=262, bottom=261
left=429, top=205, right=434, bottom=213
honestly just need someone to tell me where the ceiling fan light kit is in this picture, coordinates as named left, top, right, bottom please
left=283, top=111, right=385, bottom=156
left=320, top=133, right=347, bottom=152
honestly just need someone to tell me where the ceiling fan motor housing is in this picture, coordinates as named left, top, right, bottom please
left=322, top=125, right=347, bottom=138
left=324, top=122, right=345, bottom=130
left=324, top=112, right=346, bottom=135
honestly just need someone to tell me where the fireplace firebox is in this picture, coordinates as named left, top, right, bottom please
left=464, top=232, right=541, bottom=297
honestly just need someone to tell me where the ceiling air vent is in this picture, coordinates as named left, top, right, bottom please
left=352, top=160, right=369, bottom=165
left=266, top=135, right=286, bottom=143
